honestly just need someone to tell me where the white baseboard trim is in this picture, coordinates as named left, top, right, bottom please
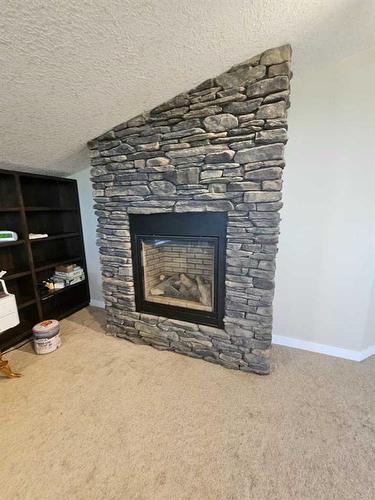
left=360, top=343, right=375, bottom=361
left=90, top=299, right=105, bottom=309
left=273, top=335, right=375, bottom=362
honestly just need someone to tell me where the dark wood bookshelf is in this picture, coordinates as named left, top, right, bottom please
left=40, top=279, right=86, bottom=301
left=4, top=269, right=32, bottom=280
left=0, top=207, right=21, bottom=212
left=0, top=169, right=90, bottom=351
left=29, top=232, right=80, bottom=243
left=35, top=256, right=82, bottom=272
left=0, top=239, right=25, bottom=248
left=18, top=299, right=37, bottom=310
left=25, top=207, right=78, bottom=212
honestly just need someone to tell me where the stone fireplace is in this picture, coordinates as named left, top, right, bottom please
left=88, top=44, right=292, bottom=374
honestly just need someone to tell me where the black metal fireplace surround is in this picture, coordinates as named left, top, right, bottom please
left=129, top=212, right=227, bottom=327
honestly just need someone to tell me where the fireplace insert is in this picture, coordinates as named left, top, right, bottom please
left=129, top=212, right=227, bottom=327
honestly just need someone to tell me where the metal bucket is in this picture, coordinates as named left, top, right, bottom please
left=32, top=320, right=61, bottom=355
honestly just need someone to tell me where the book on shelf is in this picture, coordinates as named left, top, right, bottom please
left=51, top=264, right=85, bottom=287
left=56, top=264, right=76, bottom=273
left=29, top=233, right=49, bottom=240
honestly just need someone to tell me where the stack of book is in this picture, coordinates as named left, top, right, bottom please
left=51, top=264, right=85, bottom=288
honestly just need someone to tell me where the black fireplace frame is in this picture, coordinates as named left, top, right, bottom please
left=129, top=212, right=227, bottom=327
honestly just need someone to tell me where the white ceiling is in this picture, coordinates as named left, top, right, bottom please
left=1, top=0, right=374, bottom=175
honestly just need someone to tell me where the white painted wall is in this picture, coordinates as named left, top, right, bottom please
left=363, top=277, right=375, bottom=351
left=70, top=168, right=104, bottom=307
left=73, top=47, right=375, bottom=357
left=274, top=47, right=375, bottom=354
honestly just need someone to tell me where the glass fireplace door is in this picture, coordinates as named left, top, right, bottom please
left=141, top=237, right=215, bottom=312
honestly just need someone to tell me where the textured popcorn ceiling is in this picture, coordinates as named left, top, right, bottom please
left=1, top=0, right=374, bottom=174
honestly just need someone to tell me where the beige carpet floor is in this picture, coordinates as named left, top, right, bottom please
left=1, top=307, right=374, bottom=500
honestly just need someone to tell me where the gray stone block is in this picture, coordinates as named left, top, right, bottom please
left=223, top=99, right=263, bottom=115
left=247, top=76, right=289, bottom=98
left=227, top=181, right=259, bottom=191
left=203, top=113, right=238, bottom=132
left=183, top=106, right=222, bottom=118
left=244, top=191, right=281, bottom=203
left=163, top=127, right=205, bottom=140
left=228, top=138, right=255, bottom=150
left=255, top=129, right=288, bottom=144
left=204, top=150, right=235, bottom=163
left=257, top=306, right=273, bottom=316
left=105, top=185, right=150, bottom=197
left=262, top=180, right=282, bottom=191
left=166, top=144, right=227, bottom=159
left=173, top=155, right=205, bottom=166
left=199, top=325, right=229, bottom=339
left=190, top=94, right=246, bottom=111
left=216, top=65, right=266, bottom=88
left=256, top=202, right=283, bottom=211
left=150, top=106, right=189, bottom=120
left=175, top=200, right=234, bottom=212
left=268, top=61, right=292, bottom=78
left=127, top=207, right=172, bottom=214
left=253, top=278, right=274, bottom=290
left=146, top=157, right=170, bottom=167
left=234, top=144, right=284, bottom=164
left=165, top=318, right=199, bottom=331
left=135, top=321, right=157, bottom=335
left=172, top=118, right=202, bottom=131
left=203, top=162, right=240, bottom=170
left=260, top=45, right=291, bottom=65
left=263, top=91, right=289, bottom=104
left=264, top=119, right=288, bottom=129
left=209, top=183, right=227, bottom=193
left=175, top=167, right=200, bottom=185
left=244, top=167, right=283, bottom=181
left=201, top=170, right=223, bottom=180
left=149, top=180, right=176, bottom=196
left=256, top=102, right=286, bottom=119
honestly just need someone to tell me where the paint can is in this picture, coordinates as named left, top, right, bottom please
left=32, top=320, right=61, bottom=355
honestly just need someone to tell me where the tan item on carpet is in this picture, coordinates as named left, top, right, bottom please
left=0, top=351, right=22, bottom=378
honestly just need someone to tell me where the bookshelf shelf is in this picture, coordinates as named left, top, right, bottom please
left=40, top=279, right=86, bottom=301
left=0, top=240, right=25, bottom=248
left=35, top=256, right=82, bottom=272
left=25, top=207, right=78, bottom=212
left=18, top=298, right=37, bottom=310
left=3, top=269, right=31, bottom=281
left=0, top=207, right=21, bottom=212
left=29, top=232, right=80, bottom=243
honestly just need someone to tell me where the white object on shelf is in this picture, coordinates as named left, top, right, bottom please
left=0, top=231, right=18, bottom=242
left=29, top=233, right=49, bottom=240
left=53, top=282, right=65, bottom=289
left=0, top=271, right=20, bottom=333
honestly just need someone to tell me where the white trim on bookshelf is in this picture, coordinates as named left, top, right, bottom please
left=273, top=335, right=375, bottom=362
left=90, top=299, right=105, bottom=309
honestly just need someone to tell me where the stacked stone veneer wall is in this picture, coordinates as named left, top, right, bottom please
left=89, top=45, right=292, bottom=374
